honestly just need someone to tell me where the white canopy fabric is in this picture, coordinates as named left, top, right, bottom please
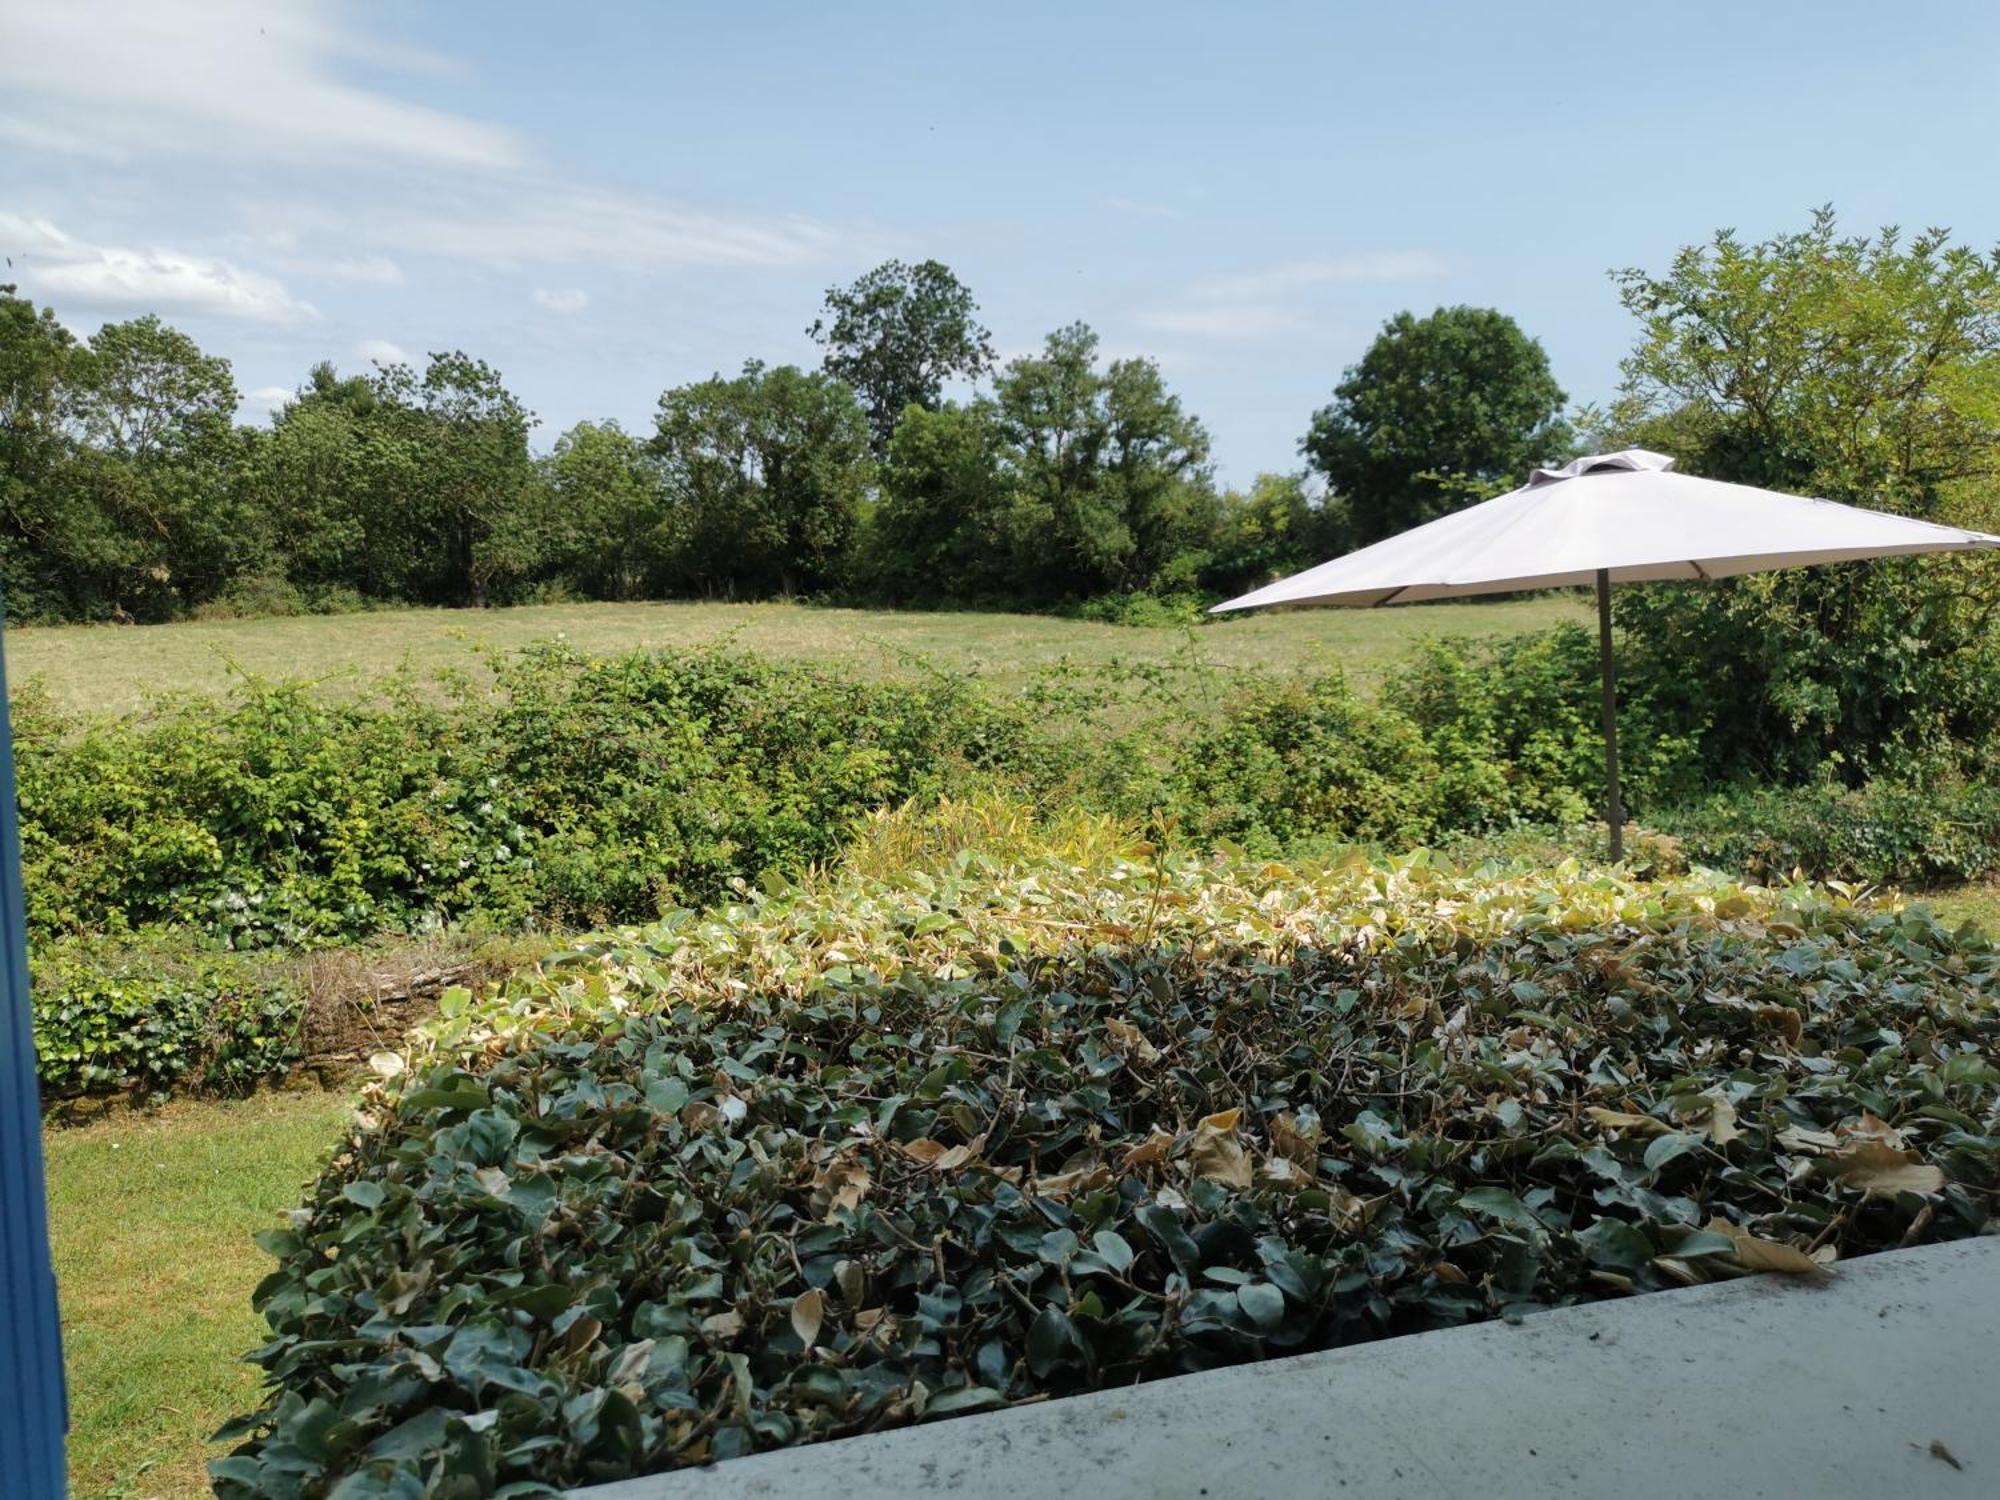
left=1210, top=449, right=2000, bottom=613
left=1209, top=448, right=2000, bottom=863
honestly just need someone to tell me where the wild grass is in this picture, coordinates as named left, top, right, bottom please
left=5, top=595, right=1584, bottom=717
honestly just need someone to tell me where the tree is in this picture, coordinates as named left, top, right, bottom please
left=652, top=362, right=872, bottom=597
left=993, top=323, right=1215, bottom=600
left=344, top=353, right=539, bottom=606
left=53, top=314, right=254, bottom=619
left=511, top=420, right=669, bottom=601
left=862, top=401, right=1017, bottom=603
left=0, top=287, right=80, bottom=619
left=1302, top=306, right=1570, bottom=545
left=1597, top=209, right=2000, bottom=780
left=1200, top=471, right=1349, bottom=598
left=808, top=260, right=995, bottom=454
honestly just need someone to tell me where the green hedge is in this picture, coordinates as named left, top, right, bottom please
left=1660, top=778, right=2000, bottom=888
left=215, top=833, right=1999, bottom=1495
left=32, top=935, right=301, bottom=1098
left=18, top=633, right=1994, bottom=962
left=14, top=645, right=1037, bottom=949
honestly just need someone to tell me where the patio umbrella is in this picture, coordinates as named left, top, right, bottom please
left=1210, top=448, right=2000, bottom=860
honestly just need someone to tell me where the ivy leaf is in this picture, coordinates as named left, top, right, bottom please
left=1026, top=1306, right=1079, bottom=1378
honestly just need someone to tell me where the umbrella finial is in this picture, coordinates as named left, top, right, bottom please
left=1529, top=448, right=1676, bottom=485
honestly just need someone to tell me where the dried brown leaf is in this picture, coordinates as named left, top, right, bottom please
left=1832, top=1141, right=1944, bottom=1198
left=1706, top=1217, right=1826, bottom=1277
left=1586, top=1107, right=1671, bottom=1137
left=1120, top=1128, right=1177, bottom=1170
left=790, top=1288, right=825, bottom=1349
left=1189, top=1111, right=1252, bottom=1192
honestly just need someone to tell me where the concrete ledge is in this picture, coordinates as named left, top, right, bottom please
left=578, top=1237, right=1998, bottom=1499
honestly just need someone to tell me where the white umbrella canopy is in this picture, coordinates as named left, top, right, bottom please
left=1211, top=449, right=2000, bottom=859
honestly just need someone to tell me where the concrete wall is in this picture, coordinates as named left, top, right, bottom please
left=578, top=1237, right=1998, bottom=1500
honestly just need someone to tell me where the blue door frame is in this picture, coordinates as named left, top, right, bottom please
left=0, top=615, right=69, bottom=1496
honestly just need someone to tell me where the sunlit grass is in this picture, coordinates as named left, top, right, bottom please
left=7, top=595, right=1585, bottom=717
left=1926, top=880, right=2000, bottom=934
left=45, top=1090, right=353, bottom=1498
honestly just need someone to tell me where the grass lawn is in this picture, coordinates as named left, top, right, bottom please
left=44, top=1090, right=353, bottom=1499
left=5, top=595, right=1585, bottom=717
left=1928, top=880, right=2000, bottom=933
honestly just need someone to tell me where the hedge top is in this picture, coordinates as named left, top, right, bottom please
left=216, top=823, right=1999, bottom=1496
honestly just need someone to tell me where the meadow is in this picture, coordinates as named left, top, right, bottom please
left=7, top=595, right=1582, bottom=716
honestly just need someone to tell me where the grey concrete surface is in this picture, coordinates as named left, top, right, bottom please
left=577, top=1237, right=1998, bottom=1499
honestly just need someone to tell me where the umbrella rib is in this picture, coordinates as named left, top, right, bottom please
left=1689, top=558, right=1712, bottom=580
left=1372, top=586, right=1411, bottom=608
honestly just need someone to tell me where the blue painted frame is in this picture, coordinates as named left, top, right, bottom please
left=0, top=613, right=68, bottom=1497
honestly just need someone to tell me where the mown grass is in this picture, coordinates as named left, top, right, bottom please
left=6, top=595, right=1584, bottom=717
left=1929, top=880, right=2000, bottom=933
left=45, top=1090, right=353, bottom=1499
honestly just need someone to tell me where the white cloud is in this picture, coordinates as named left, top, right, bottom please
left=307, top=255, right=405, bottom=286
left=533, top=287, right=589, bottom=314
left=356, top=338, right=409, bottom=366
left=0, top=0, right=524, bottom=169
left=244, top=384, right=296, bottom=413
left=0, top=212, right=318, bottom=324
left=2, top=0, right=876, bottom=319
left=1188, top=252, right=1449, bottom=304
left=1141, top=251, right=1448, bottom=343
left=245, top=180, right=876, bottom=272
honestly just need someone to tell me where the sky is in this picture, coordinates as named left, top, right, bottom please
left=3, top=0, right=1998, bottom=485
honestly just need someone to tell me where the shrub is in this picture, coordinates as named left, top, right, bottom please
left=1383, top=627, right=1706, bottom=826
left=1070, top=592, right=1207, bottom=628
left=13, top=646, right=1044, bottom=950
left=1167, top=672, right=1445, bottom=849
left=1660, top=777, right=2000, bottom=888
left=32, top=934, right=303, bottom=1098
left=216, top=836, right=1998, bottom=1495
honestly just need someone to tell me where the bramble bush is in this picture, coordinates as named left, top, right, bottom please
left=13, top=647, right=1043, bottom=950
left=214, top=817, right=1999, bottom=1495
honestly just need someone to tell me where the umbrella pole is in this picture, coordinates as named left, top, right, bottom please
left=1596, top=568, right=1625, bottom=863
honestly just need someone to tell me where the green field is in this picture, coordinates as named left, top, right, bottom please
left=6, top=596, right=1586, bottom=717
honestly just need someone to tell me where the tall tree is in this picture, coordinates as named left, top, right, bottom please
left=808, top=260, right=995, bottom=454
left=1302, top=306, right=1569, bottom=545
left=1598, top=209, right=2000, bottom=780
left=0, top=287, right=80, bottom=620
left=863, top=400, right=1017, bottom=603
left=993, top=323, right=1214, bottom=599
left=56, top=314, right=254, bottom=618
left=652, top=362, right=872, bottom=596
left=510, top=420, right=669, bottom=601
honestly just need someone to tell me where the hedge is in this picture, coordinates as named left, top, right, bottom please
left=32, top=934, right=302, bottom=1099
left=214, top=824, right=1999, bottom=1495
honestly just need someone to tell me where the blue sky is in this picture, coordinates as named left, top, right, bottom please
left=4, top=0, right=1997, bottom=484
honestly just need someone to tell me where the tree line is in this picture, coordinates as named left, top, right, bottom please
left=0, top=257, right=1572, bottom=623
left=4, top=209, right=1995, bottom=631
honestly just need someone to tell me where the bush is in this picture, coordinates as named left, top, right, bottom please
left=1660, top=777, right=2000, bottom=887
left=1383, top=628, right=1706, bottom=826
left=13, top=646, right=1042, bottom=950
left=1070, top=592, right=1207, bottom=628
left=32, top=934, right=302, bottom=1098
left=216, top=833, right=1998, bottom=1495
left=1168, top=672, right=1445, bottom=849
